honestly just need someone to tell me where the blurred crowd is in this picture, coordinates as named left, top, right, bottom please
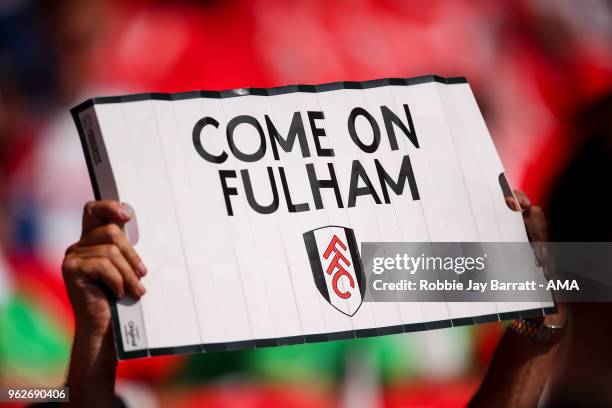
left=1, top=0, right=611, bottom=407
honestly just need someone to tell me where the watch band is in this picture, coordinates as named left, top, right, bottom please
left=510, top=318, right=565, bottom=342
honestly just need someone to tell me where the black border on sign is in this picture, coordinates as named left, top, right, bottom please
left=70, top=74, right=553, bottom=360
left=70, top=75, right=467, bottom=115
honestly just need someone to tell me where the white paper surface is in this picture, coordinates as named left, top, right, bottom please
left=72, top=77, right=554, bottom=359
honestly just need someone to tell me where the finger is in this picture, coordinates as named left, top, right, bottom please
left=72, top=244, right=145, bottom=297
left=80, top=224, right=147, bottom=276
left=505, top=196, right=521, bottom=212
left=513, top=190, right=531, bottom=210
left=523, top=205, right=548, bottom=242
left=82, top=200, right=131, bottom=236
left=64, top=256, right=126, bottom=299
left=523, top=205, right=549, bottom=269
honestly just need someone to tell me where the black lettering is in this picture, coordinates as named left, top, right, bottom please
left=278, top=167, right=309, bottom=212
left=348, top=160, right=382, bottom=207
left=381, top=104, right=419, bottom=150
left=193, top=117, right=228, bottom=163
left=307, top=111, right=334, bottom=157
left=219, top=170, right=238, bottom=215
left=226, top=115, right=266, bottom=162
left=241, top=167, right=279, bottom=214
left=266, top=112, right=310, bottom=160
left=375, top=155, right=420, bottom=202
left=306, top=162, right=343, bottom=210
left=347, top=107, right=381, bottom=153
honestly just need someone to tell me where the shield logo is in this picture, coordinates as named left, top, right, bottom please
left=303, top=226, right=366, bottom=316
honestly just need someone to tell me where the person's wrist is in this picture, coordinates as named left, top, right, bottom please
left=66, top=322, right=117, bottom=400
left=74, top=318, right=112, bottom=344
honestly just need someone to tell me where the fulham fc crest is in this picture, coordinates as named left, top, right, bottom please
left=303, top=226, right=366, bottom=316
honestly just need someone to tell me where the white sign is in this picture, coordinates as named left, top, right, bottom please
left=72, top=75, right=554, bottom=359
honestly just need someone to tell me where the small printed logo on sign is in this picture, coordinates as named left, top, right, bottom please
left=83, top=114, right=93, bottom=129
left=123, top=321, right=141, bottom=348
left=303, top=226, right=366, bottom=316
left=81, top=113, right=102, bottom=165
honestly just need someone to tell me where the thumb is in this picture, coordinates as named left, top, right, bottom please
left=82, top=200, right=131, bottom=236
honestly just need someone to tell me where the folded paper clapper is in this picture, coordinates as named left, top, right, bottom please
left=71, top=75, right=555, bottom=360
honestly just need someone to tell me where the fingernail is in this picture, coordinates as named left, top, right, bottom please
left=138, top=282, right=146, bottom=296
left=519, top=196, right=531, bottom=208
left=138, top=262, right=147, bottom=276
left=120, top=203, right=132, bottom=220
left=506, top=197, right=519, bottom=211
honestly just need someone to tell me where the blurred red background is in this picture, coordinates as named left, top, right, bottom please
left=0, top=0, right=611, bottom=407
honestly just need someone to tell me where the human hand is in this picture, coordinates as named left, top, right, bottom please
left=506, top=190, right=565, bottom=326
left=62, top=200, right=147, bottom=337
left=505, top=189, right=548, bottom=242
